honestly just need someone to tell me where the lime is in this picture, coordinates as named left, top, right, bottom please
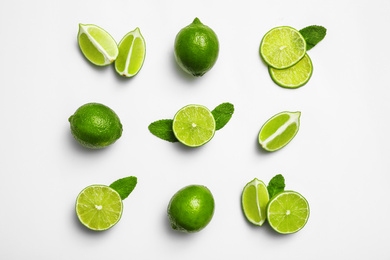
left=174, top=18, right=219, bottom=76
left=69, top=103, right=123, bottom=149
left=167, top=185, right=215, bottom=233
left=241, top=178, right=269, bottom=226
left=258, top=111, right=301, bottom=152
left=267, top=191, right=310, bottom=234
left=260, top=26, right=306, bottom=69
left=269, top=54, right=313, bottom=88
left=172, top=104, right=216, bottom=147
left=77, top=24, right=118, bottom=66
left=75, top=185, right=123, bottom=231
left=115, top=27, right=146, bottom=77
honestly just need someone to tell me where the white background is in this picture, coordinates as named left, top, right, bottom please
left=1, top=0, right=389, bottom=259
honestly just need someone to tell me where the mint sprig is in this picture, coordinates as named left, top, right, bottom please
left=211, top=102, right=234, bottom=130
left=267, top=174, right=285, bottom=198
left=299, top=25, right=327, bottom=51
left=110, top=176, right=137, bottom=200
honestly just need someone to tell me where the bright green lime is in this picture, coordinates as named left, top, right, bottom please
left=77, top=24, right=118, bottom=66
left=69, top=103, right=123, bottom=149
left=260, top=26, right=306, bottom=69
left=267, top=191, right=310, bottom=234
left=174, top=18, right=219, bottom=76
left=75, top=185, right=123, bottom=231
left=167, top=185, right=215, bottom=233
left=241, top=178, right=269, bottom=226
left=172, top=104, right=216, bottom=147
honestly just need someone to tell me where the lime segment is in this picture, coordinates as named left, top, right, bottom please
left=241, top=178, right=269, bottom=226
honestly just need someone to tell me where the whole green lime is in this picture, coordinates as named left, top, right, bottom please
left=69, top=103, right=123, bottom=149
left=167, top=185, right=215, bottom=233
left=174, top=18, right=219, bottom=77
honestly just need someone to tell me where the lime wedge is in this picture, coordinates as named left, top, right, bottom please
left=172, top=104, right=216, bottom=147
left=260, top=26, right=306, bottom=69
left=267, top=191, right=310, bottom=234
left=75, top=185, right=123, bottom=231
left=258, top=111, right=301, bottom=152
left=77, top=24, right=118, bottom=66
left=241, top=178, right=269, bottom=226
left=115, top=28, right=146, bottom=77
left=269, top=54, right=313, bottom=88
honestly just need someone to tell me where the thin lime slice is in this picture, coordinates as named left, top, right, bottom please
left=258, top=111, right=301, bottom=152
left=269, top=54, right=313, bottom=88
left=172, top=104, right=216, bottom=147
left=115, top=28, right=146, bottom=77
left=267, top=191, right=310, bottom=234
left=77, top=24, right=118, bottom=66
left=241, top=178, right=269, bottom=226
left=75, top=185, right=123, bottom=231
left=260, top=26, right=306, bottom=69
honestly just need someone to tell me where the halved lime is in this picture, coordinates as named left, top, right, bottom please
left=241, top=178, right=269, bottom=226
left=75, top=185, right=123, bottom=231
left=258, top=111, right=301, bottom=152
left=115, top=28, right=146, bottom=77
left=260, top=26, right=306, bottom=69
left=269, top=54, right=313, bottom=88
left=77, top=24, right=118, bottom=66
left=267, top=191, right=310, bottom=234
left=172, top=104, right=216, bottom=147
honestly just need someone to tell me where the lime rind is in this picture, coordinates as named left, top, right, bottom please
left=241, top=178, right=269, bottom=226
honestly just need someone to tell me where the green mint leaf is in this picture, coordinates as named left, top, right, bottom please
left=110, top=176, right=137, bottom=200
left=211, top=102, right=234, bottom=130
left=267, top=174, right=285, bottom=198
left=148, top=119, right=178, bottom=142
left=299, top=25, right=327, bottom=51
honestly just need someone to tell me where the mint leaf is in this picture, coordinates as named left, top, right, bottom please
left=110, top=176, right=137, bottom=200
left=299, top=25, right=327, bottom=51
left=267, top=174, right=285, bottom=198
left=148, top=119, right=178, bottom=142
left=211, top=102, right=234, bottom=130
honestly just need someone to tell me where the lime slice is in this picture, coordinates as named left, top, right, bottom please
left=77, top=24, right=118, bottom=66
left=267, top=191, right=310, bottom=234
left=258, top=111, right=301, bottom=152
left=75, top=185, right=123, bottom=231
left=269, top=54, right=313, bottom=88
left=241, top=178, right=269, bottom=226
left=115, top=28, right=146, bottom=77
left=172, top=104, right=216, bottom=147
left=260, top=26, right=306, bottom=69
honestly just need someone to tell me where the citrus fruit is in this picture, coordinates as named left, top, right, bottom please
left=75, top=185, right=123, bottom=231
left=258, top=111, right=301, bottom=152
left=174, top=18, right=219, bottom=76
left=260, top=26, right=306, bottom=69
left=266, top=191, right=310, bottom=234
left=167, top=185, right=215, bottom=233
left=172, top=104, right=216, bottom=147
left=269, top=54, right=313, bottom=88
left=241, top=178, right=269, bottom=226
left=77, top=24, right=118, bottom=66
left=69, top=103, right=123, bottom=149
left=115, top=27, right=146, bottom=77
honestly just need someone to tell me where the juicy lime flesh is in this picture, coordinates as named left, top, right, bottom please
left=259, top=114, right=290, bottom=141
left=79, top=33, right=105, bottom=64
left=242, top=179, right=269, bottom=226
left=76, top=185, right=123, bottom=231
left=267, top=191, right=309, bottom=234
left=87, top=26, right=118, bottom=58
left=173, top=105, right=216, bottom=147
left=265, top=123, right=298, bottom=151
left=116, top=35, right=133, bottom=72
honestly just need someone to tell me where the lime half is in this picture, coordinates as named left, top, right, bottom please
left=260, top=26, right=306, bottom=69
left=241, top=178, right=269, bottom=226
left=75, top=185, right=123, bottom=231
left=172, top=104, right=216, bottom=147
left=267, top=191, right=310, bottom=234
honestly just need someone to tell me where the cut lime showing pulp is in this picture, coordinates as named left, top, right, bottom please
left=75, top=185, right=123, bottom=231
left=77, top=24, right=118, bottom=66
left=115, top=28, right=146, bottom=77
left=241, top=178, right=269, bottom=226
left=260, top=26, right=306, bottom=69
left=267, top=191, right=309, bottom=234
left=172, top=104, right=216, bottom=147
left=269, top=54, right=313, bottom=88
left=258, top=111, right=301, bottom=152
